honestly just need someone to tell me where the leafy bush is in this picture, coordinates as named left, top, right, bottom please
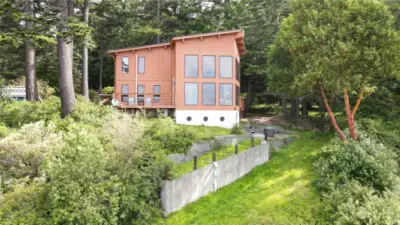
left=102, top=86, right=114, bottom=94
left=0, top=123, right=8, bottom=137
left=315, top=132, right=399, bottom=193
left=230, top=124, right=244, bottom=135
left=0, top=97, right=172, bottom=224
left=319, top=181, right=400, bottom=225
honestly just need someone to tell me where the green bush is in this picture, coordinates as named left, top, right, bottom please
left=230, top=124, right=244, bottom=135
left=0, top=123, right=8, bottom=137
left=0, top=98, right=172, bottom=224
left=102, top=86, right=114, bottom=94
left=315, top=132, right=399, bottom=193
left=318, top=181, right=400, bottom=224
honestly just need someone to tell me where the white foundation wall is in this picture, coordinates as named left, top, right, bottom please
left=175, top=110, right=240, bottom=128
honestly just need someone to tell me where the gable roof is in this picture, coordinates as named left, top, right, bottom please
left=107, top=29, right=245, bottom=55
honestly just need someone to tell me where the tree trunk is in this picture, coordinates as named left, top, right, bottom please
left=344, top=88, right=357, bottom=141
left=58, top=0, right=76, bottom=118
left=157, top=0, right=160, bottom=43
left=81, top=0, right=89, bottom=99
left=320, top=84, right=346, bottom=141
left=244, top=80, right=254, bottom=112
left=99, top=24, right=104, bottom=92
left=282, top=93, right=288, bottom=114
left=25, top=0, right=38, bottom=101
left=290, top=98, right=299, bottom=119
left=301, top=98, right=308, bottom=117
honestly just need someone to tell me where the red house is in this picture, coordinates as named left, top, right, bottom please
left=107, top=29, right=245, bottom=128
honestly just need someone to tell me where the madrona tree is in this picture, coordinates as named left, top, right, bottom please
left=268, top=0, right=400, bottom=141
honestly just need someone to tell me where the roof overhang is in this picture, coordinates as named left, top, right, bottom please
left=107, top=42, right=171, bottom=55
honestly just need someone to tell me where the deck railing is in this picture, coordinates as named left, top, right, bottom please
left=114, top=93, right=174, bottom=107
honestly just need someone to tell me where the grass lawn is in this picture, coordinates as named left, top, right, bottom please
left=181, top=125, right=232, bottom=141
left=172, top=139, right=261, bottom=178
left=163, top=132, right=330, bottom=225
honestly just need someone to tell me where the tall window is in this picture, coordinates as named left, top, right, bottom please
left=220, top=56, right=233, bottom=78
left=185, top=83, right=198, bottom=105
left=220, top=84, right=233, bottom=106
left=235, top=58, right=240, bottom=81
left=122, top=56, right=129, bottom=73
left=121, top=85, right=128, bottom=102
left=137, top=85, right=145, bottom=102
left=138, top=57, right=145, bottom=74
left=236, top=85, right=240, bottom=106
left=202, top=83, right=216, bottom=105
left=184, top=55, right=198, bottom=77
left=202, top=56, right=216, bottom=78
left=153, top=85, right=160, bottom=102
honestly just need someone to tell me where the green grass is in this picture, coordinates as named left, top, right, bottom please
left=163, top=132, right=330, bottom=225
left=181, top=125, right=232, bottom=141
left=173, top=139, right=261, bottom=178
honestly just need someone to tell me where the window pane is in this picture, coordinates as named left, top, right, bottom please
left=122, top=57, right=129, bottom=73
left=185, top=55, right=198, bottom=77
left=220, top=56, right=233, bottom=78
left=236, top=58, right=240, bottom=81
left=138, top=85, right=144, bottom=94
left=153, top=95, right=160, bottom=102
left=202, top=83, right=215, bottom=105
left=122, top=95, right=129, bottom=102
left=154, top=85, right=160, bottom=94
left=220, top=84, right=233, bottom=106
left=121, top=85, right=129, bottom=94
left=138, top=57, right=145, bottom=74
left=202, top=56, right=215, bottom=78
left=185, top=83, right=198, bottom=105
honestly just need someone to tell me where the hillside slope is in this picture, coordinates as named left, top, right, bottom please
left=162, top=132, right=329, bottom=225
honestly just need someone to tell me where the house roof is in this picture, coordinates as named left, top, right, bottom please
left=107, top=29, right=245, bottom=55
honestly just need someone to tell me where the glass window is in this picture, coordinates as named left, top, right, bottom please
left=153, top=95, right=160, bottom=102
left=185, top=83, right=198, bottom=105
left=202, top=56, right=216, bottom=78
left=220, top=56, right=233, bottom=78
left=236, top=58, right=240, bottom=81
left=138, top=57, right=145, bottom=74
left=122, top=95, right=129, bottom=102
left=153, top=85, right=160, bottom=94
left=122, top=56, right=129, bottom=73
left=220, top=84, right=233, bottom=106
left=184, top=55, right=198, bottom=77
left=137, top=85, right=144, bottom=94
left=202, top=83, right=216, bottom=105
left=121, top=85, right=128, bottom=94
left=236, top=85, right=240, bottom=106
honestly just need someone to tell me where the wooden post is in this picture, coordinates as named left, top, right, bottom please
left=194, top=156, right=198, bottom=170
left=251, top=137, right=254, bottom=147
left=212, top=153, right=216, bottom=162
left=235, top=144, right=238, bottom=154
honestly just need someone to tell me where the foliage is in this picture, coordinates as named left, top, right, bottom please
left=0, top=123, right=8, bottom=138
left=102, top=86, right=114, bottom=94
left=230, top=124, right=244, bottom=135
left=315, top=132, right=399, bottom=193
left=318, top=180, right=400, bottom=224
left=0, top=97, right=172, bottom=224
left=183, top=125, right=231, bottom=141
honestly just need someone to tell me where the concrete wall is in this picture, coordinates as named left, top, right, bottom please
left=175, top=110, right=240, bottom=128
left=161, top=142, right=269, bottom=214
left=167, top=134, right=249, bottom=164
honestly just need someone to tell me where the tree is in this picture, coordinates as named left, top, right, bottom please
left=57, top=0, right=76, bottom=117
left=81, top=0, right=89, bottom=99
left=269, top=0, right=400, bottom=141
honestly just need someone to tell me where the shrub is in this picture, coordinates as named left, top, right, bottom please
left=230, top=124, right=244, bottom=135
left=102, top=86, right=114, bottom=94
left=315, top=132, right=399, bottom=193
left=319, top=181, right=400, bottom=225
left=0, top=123, right=8, bottom=137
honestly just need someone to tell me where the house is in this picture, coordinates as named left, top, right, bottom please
left=107, top=29, right=245, bottom=128
left=1, top=86, right=26, bottom=101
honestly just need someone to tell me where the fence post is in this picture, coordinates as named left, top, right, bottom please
left=194, top=156, right=198, bottom=170
left=235, top=144, right=238, bottom=154
left=212, top=152, right=216, bottom=162
left=251, top=137, right=254, bottom=147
